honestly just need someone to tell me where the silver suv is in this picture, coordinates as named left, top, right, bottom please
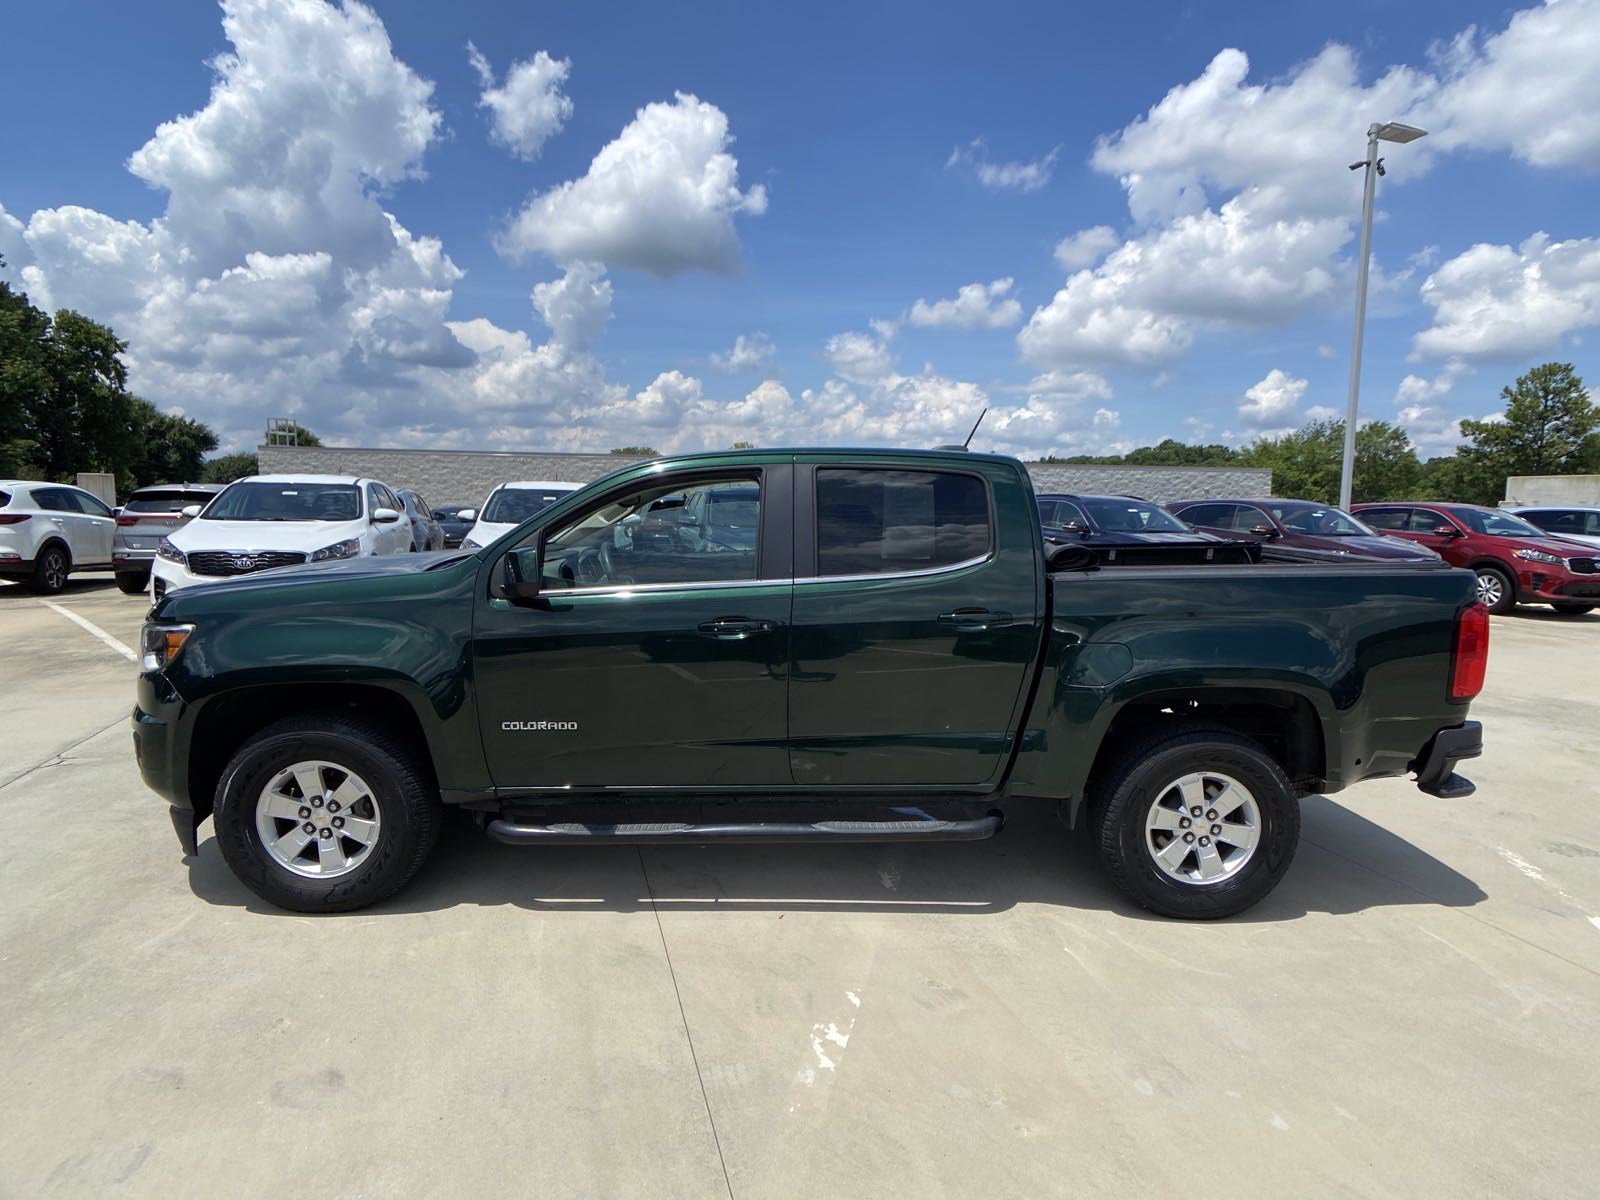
left=113, top=484, right=223, bottom=593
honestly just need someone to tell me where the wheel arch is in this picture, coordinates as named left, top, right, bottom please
left=1070, top=685, right=1326, bottom=828
left=186, top=682, right=436, bottom=822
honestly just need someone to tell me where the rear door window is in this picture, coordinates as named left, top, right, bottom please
left=1358, top=507, right=1411, bottom=531
left=1175, top=503, right=1236, bottom=528
left=815, top=468, right=990, bottom=577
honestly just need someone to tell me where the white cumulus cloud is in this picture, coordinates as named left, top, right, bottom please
left=907, top=278, right=1022, bottom=329
left=497, top=92, right=767, bottom=276
left=467, top=42, right=572, bottom=160
left=1239, top=369, right=1308, bottom=426
left=1412, top=233, right=1600, bottom=361
left=710, top=332, right=775, bottom=372
left=1053, top=226, right=1119, bottom=271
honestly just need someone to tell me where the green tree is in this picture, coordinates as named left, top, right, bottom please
left=201, top=452, right=260, bottom=483
left=0, top=277, right=50, bottom=477
left=1455, top=363, right=1597, bottom=501
left=1413, top=454, right=1499, bottom=505
left=32, top=309, right=141, bottom=484
left=127, top=399, right=219, bottom=487
left=1122, top=439, right=1242, bottom=466
left=730, top=440, right=756, bottom=450
left=1242, top=418, right=1421, bottom=504
left=268, top=420, right=322, bottom=446
left=609, top=446, right=657, bottom=455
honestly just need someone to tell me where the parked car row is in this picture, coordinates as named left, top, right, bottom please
left=2, top=472, right=589, bottom=595
left=1035, top=492, right=1600, bottom=618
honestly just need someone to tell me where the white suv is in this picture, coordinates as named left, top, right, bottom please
left=151, top=475, right=412, bottom=595
left=461, top=480, right=584, bottom=549
left=0, top=481, right=116, bottom=593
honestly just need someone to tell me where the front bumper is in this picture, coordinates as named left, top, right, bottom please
left=1411, top=720, right=1482, bottom=799
left=1518, top=565, right=1600, bottom=602
left=132, top=671, right=200, bottom=853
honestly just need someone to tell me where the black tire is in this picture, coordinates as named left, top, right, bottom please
left=1551, top=602, right=1594, bottom=616
left=1475, top=564, right=1517, bottom=614
left=1093, top=726, right=1300, bottom=920
left=30, top=542, right=70, bottom=594
left=115, top=570, right=149, bottom=594
left=212, top=713, right=442, bottom=913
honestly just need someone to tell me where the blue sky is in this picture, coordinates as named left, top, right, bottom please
left=3, top=0, right=1597, bottom=457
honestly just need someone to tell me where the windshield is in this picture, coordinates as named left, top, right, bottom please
left=1081, top=497, right=1189, bottom=533
left=1272, top=504, right=1373, bottom=537
left=482, top=486, right=576, bottom=524
left=1452, top=508, right=1546, bottom=537
left=202, top=482, right=361, bottom=522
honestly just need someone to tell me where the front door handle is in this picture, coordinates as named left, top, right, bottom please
left=937, top=608, right=1013, bottom=633
left=697, top=616, right=777, bottom=640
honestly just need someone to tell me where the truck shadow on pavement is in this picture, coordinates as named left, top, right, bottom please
left=185, top=795, right=1487, bottom=922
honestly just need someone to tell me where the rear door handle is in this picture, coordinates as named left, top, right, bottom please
left=697, top=616, right=777, bottom=640
left=938, top=608, right=1013, bottom=632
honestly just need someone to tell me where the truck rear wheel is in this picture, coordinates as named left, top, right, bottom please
left=212, top=713, right=442, bottom=913
left=1094, top=727, right=1299, bottom=919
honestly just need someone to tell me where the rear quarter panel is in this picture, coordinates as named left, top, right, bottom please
left=1009, top=562, right=1479, bottom=804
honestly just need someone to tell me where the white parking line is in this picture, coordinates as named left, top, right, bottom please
left=39, top=600, right=137, bottom=663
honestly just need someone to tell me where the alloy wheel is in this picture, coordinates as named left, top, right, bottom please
left=42, top=549, right=67, bottom=590
left=254, top=759, right=382, bottom=878
left=1476, top=571, right=1503, bottom=608
left=1144, top=770, right=1261, bottom=885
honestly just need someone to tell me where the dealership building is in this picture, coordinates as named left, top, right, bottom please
left=256, top=443, right=1272, bottom=509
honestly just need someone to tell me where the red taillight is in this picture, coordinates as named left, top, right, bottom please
left=0, top=513, right=31, bottom=525
left=1450, top=603, right=1489, bottom=701
left=115, top=515, right=139, bottom=526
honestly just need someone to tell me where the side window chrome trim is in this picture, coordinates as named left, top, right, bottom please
left=800, top=551, right=994, bottom=587
left=540, top=576, right=795, bottom=598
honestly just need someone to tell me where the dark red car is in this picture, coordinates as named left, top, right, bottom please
left=1168, top=498, right=1440, bottom=563
left=1352, top=501, right=1600, bottom=615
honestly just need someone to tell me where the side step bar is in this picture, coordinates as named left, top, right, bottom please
left=485, top=812, right=1003, bottom=846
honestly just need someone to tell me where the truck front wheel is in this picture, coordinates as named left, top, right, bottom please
left=212, top=713, right=442, bottom=913
left=1094, top=728, right=1300, bottom=920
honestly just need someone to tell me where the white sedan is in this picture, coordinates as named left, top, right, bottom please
left=151, top=475, right=413, bottom=594
left=461, top=480, right=584, bottom=549
left=0, top=480, right=116, bottom=593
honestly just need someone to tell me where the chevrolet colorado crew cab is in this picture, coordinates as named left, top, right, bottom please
left=133, top=449, right=1487, bottom=919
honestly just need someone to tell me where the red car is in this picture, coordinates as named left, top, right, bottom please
left=1352, top=501, right=1600, bottom=615
left=1168, top=497, right=1440, bottom=563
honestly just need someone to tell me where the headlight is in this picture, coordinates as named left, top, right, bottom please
left=311, top=538, right=362, bottom=562
left=141, top=623, right=194, bottom=672
left=1514, top=548, right=1565, bottom=566
left=462, top=537, right=482, bottom=550
left=156, top=538, right=187, bottom=565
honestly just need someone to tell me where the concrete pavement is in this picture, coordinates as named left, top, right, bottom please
left=2, top=575, right=1597, bottom=1198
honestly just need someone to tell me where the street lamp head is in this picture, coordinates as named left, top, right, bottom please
left=1374, top=121, right=1427, bottom=144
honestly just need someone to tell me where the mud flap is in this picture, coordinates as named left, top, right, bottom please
left=168, top=805, right=201, bottom=857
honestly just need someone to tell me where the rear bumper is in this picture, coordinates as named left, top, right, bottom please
left=1411, top=720, right=1482, bottom=798
left=0, top=554, right=34, bottom=579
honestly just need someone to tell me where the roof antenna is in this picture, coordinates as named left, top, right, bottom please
left=962, top=407, right=988, bottom=450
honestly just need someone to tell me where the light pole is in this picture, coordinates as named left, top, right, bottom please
left=1338, top=120, right=1427, bottom=511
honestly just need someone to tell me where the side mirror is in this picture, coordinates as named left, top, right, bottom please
left=502, top=544, right=543, bottom=602
left=372, top=506, right=401, bottom=524
left=1061, top=519, right=1088, bottom=535
left=1249, top=524, right=1277, bottom=537
left=181, top=505, right=202, bottom=518
left=1432, top=523, right=1460, bottom=538
left=458, top=509, right=477, bottom=522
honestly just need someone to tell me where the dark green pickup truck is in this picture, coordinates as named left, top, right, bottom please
left=133, top=448, right=1486, bottom=918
